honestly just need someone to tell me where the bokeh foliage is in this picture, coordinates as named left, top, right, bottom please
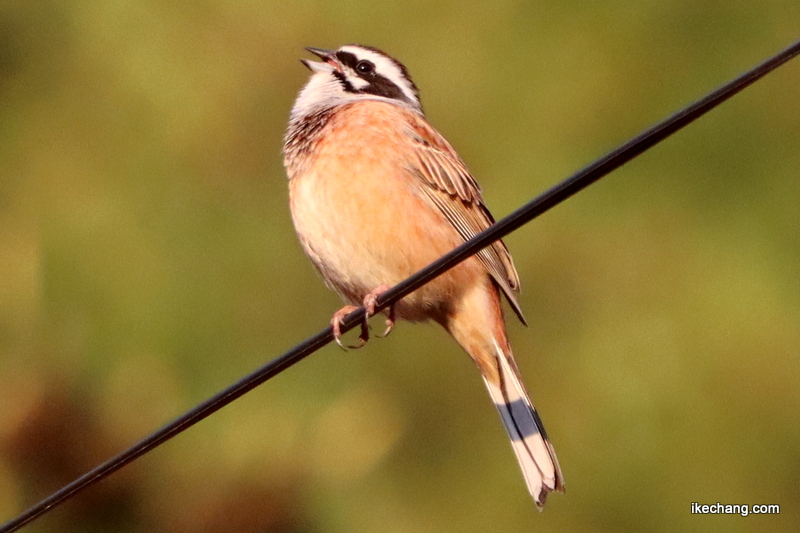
left=1, top=1, right=799, bottom=532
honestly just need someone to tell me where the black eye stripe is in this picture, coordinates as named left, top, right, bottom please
left=335, top=52, right=376, bottom=77
left=335, top=51, right=360, bottom=71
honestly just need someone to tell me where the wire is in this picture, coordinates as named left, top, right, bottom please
left=2, top=37, right=799, bottom=533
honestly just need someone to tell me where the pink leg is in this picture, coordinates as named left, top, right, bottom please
left=363, top=284, right=395, bottom=338
left=331, top=305, right=369, bottom=349
left=330, top=285, right=396, bottom=350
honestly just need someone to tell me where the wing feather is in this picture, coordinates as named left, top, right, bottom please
left=402, top=114, right=527, bottom=325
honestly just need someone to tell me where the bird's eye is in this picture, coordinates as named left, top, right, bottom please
left=356, top=60, right=375, bottom=74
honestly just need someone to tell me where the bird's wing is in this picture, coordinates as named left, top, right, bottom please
left=402, top=112, right=526, bottom=325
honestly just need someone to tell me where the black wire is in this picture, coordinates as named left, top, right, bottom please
left=2, top=38, right=799, bottom=533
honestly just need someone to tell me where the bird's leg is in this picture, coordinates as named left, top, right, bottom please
left=331, top=285, right=395, bottom=350
left=331, top=305, right=369, bottom=349
left=363, top=284, right=395, bottom=338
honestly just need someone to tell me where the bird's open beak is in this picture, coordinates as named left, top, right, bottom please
left=301, top=47, right=339, bottom=73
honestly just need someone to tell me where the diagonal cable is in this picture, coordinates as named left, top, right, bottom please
left=1, top=37, right=798, bottom=533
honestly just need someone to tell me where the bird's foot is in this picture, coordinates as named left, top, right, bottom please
left=331, top=305, right=369, bottom=349
left=330, top=285, right=395, bottom=349
left=363, top=284, right=395, bottom=338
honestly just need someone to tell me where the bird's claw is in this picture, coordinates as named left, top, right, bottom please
left=331, top=306, right=369, bottom=350
left=331, top=285, right=395, bottom=350
left=363, top=285, right=395, bottom=338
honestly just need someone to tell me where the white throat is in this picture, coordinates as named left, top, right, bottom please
left=290, top=71, right=345, bottom=121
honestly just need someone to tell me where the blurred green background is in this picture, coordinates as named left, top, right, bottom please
left=1, top=1, right=798, bottom=532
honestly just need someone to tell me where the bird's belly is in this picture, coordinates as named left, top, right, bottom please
left=289, top=158, right=474, bottom=322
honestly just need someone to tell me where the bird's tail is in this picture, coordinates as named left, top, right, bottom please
left=482, top=341, right=565, bottom=509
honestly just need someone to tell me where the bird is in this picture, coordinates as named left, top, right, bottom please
left=283, top=44, right=564, bottom=509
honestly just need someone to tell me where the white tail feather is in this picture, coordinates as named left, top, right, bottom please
left=483, top=340, right=564, bottom=509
